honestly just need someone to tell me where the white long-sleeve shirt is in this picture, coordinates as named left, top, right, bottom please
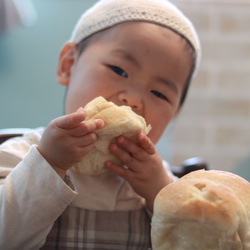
left=0, top=128, right=175, bottom=249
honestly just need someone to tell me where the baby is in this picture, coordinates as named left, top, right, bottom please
left=0, top=0, right=201, bottom=249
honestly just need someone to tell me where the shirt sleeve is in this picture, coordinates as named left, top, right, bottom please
left=0, top=145, right=77, bottom=249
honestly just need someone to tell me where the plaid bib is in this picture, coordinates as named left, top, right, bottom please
left=41, top=206, right=151, bottom=249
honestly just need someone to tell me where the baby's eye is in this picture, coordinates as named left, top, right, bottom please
left=151, top=90, right=168, bottom=101
left=109, top=65, right=128, bottom=78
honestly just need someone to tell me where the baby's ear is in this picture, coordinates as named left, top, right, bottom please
left=56, top=42, right=78, bottom=86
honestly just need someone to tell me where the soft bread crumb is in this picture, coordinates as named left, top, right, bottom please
left=73, top=96, right=151, bottom=175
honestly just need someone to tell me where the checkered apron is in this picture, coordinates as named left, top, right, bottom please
left=41, top=206, right=151, bottom=250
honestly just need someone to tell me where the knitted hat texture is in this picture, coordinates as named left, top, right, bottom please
left=70, top=0, right=201, bottom=76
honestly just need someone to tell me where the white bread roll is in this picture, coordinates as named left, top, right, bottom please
left=73, top=96, right=151, bottom=175
left=151, top=170, right=250, bottom=250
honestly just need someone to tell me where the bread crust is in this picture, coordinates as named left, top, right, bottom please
left=151, top=170, right=250, bottom=250
left=73, top=96, right=151, bottom=175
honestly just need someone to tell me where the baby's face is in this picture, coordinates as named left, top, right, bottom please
left=62, top=22, right=193, bottom=144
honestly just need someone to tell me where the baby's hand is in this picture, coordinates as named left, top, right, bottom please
left=106, top=133, right=173, bottom=212
left=38, top=108, right=103, bottom=178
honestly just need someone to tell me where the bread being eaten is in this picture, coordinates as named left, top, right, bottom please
left=151, top=170, right=250, bottom=250
left=73, top=96, right=151, bottom=175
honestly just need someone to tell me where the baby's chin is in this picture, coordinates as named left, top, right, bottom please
left=148, top=130, right=165, bottom=145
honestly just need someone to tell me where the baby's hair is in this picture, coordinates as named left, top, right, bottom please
left=77, top=36, right=93, bottom=56
left=76, top=29, right=196, bottom=107
left=180, top=41, right=196, bottom=106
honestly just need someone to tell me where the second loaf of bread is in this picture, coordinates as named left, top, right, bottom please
left=151, top=170, right=250, bottom=250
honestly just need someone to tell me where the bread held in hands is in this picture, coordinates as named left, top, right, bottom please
left=151, top=170, right=250, bottom=250
left=73, top=96, right=151, bottom=175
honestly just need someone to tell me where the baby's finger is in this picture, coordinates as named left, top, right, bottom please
left=105, top=160, right=134, bottom=180
left=55, top=108, right=87, bottom=129
left=71, top=132, right=98, bottom=148
left=116, top=136, right=148, bottom=161
left=110, top=142, right=137, bottom=167
left=137, top=133, right=155, bottom=155
left=69, top=119, right=104, bottom=137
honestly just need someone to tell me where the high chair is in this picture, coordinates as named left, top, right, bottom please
left=0, top=128, right=31, bottom=144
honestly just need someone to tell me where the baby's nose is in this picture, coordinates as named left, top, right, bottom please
left=117, top=92, right=143, bottom=111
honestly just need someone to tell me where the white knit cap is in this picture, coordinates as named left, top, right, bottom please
left=70, top=0, right=201, bottom=76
